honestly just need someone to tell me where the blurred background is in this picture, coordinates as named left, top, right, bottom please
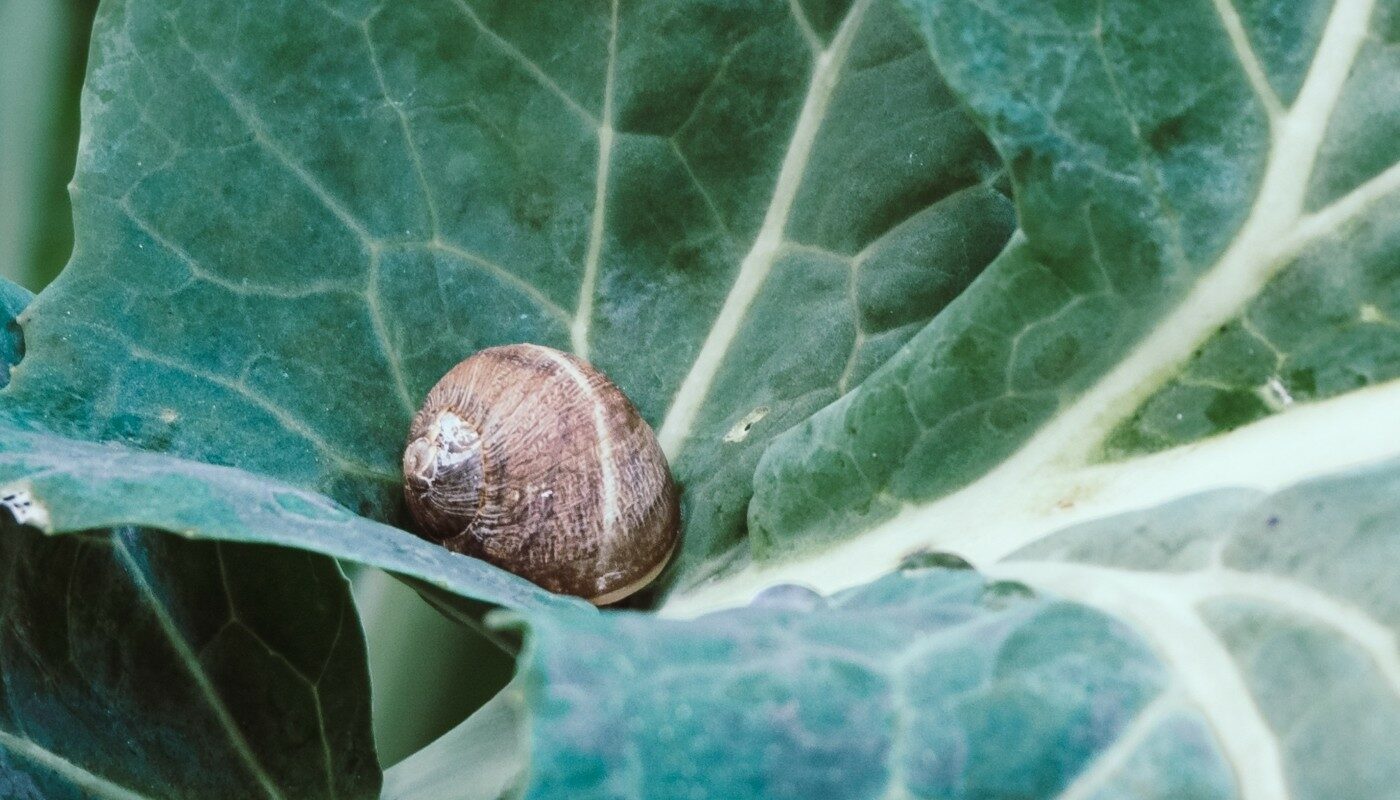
left=0, top=0, right=509, bottom=765
left=1, top=0, right=99, bottom=292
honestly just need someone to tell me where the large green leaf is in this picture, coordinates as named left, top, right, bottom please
left=0, top=0, right=1012, bottom=596
left=672, top=0, right=1400, bottom=606
left=7, top=0, right=1400, bottom=796
left=982, top=460, right=1400, bottom=797
left=516, top=570, right=1179, bottom=799
left=0, top=275, right=569, bottom=617
left=410, top=456, right=1400, bottom=799
left=1, top=289, right=379, bottom=798
left=0, top=272, right=573, bottom=616
left=0, top=421, right=579, bottom=614
left=419, top=568, right=1232, bottom=798
left=0, top=522, right=379, bottom=800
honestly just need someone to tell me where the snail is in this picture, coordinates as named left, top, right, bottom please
left=402, top=343, right=680, bottom=604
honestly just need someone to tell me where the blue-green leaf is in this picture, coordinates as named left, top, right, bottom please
left=0, top=0, right=1012, bottom=595
left=983, top=458, right=1400, bottom=797
left=681, top=0, right=1400, bottom=609
left=0, top=422, right=577, bottom=614
left=0, top=522, right=379, bottom=799
left=528, top=452, right=1400, bottom=798
left=516, top=569, right=1213, bottom=799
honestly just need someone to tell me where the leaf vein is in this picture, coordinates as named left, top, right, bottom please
left=113, top=537, right=288, bottom=800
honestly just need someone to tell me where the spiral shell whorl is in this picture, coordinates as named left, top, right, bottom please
left=403, top=410, right=485, bottom=541
left=402, top=344, right=679, bottom=603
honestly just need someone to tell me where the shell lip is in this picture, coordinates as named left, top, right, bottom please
left=587, top=539, right=678, bottom=606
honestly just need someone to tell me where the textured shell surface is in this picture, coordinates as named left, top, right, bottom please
left=403, top=344, right=679, bottom=603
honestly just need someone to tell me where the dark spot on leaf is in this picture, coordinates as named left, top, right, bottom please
left=668, top=240, right=705, bottom=273
left=143, top=427, right=174, bottom=453
left=1008, top=146, right=1054, bottom=182
left=1204, top=389, right=1269, bottom=431
left=1147, top=114, right=1190, bottom=152
left=510, top=180, right=555, bottom=231
left=1286, top=367, right=1317, bottom=396
left=948, top=331, right=988, bottom=364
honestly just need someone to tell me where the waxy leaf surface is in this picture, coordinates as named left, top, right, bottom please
left=0, top=0, right=1012, bottom=593
left=676, top=0, right=1400, bottom=606
left=0, top=522, right=379, bottom=800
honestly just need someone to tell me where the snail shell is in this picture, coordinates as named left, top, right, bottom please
left=402, top=344, right=680, bottom=604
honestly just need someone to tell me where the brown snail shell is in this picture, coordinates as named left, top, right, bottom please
left=402, top=344, right=680, bottom=604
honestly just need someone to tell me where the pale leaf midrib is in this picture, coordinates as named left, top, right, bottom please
left=655, top=0, right=876, bottom=458
left=664, top=0, right=1396, bottom=613
left=665, top=334, right=1400, bottom=615
left=986, top=562, right=1289, bottom=800
left=570, top=0, right=619, bottom=359
left=1011, top=0, right=1375, bottom=470
left=1193, top=570, right=1400, bottom=690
